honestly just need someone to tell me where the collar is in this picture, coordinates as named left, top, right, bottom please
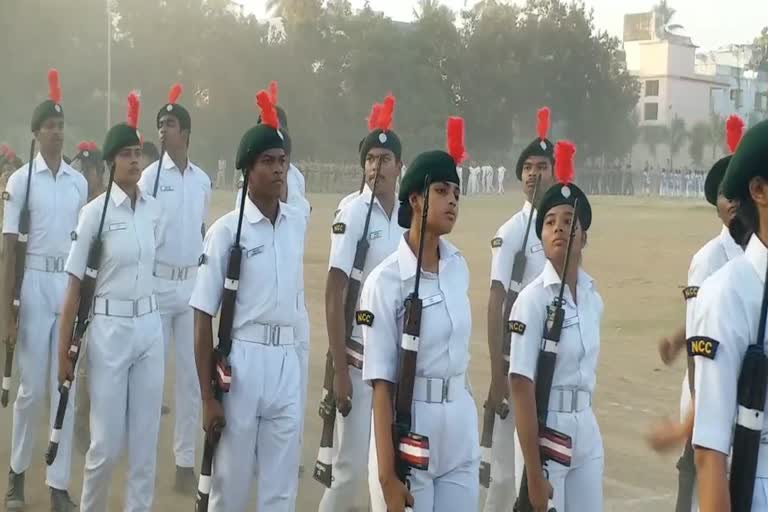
left=244, top=194, right=287, bottom=225
left=162, top=155, right=191, bottom=173
left=397, top=233, right=462, bottom=282
left=719, top=225, right=744, bottom=261
left=540, top=259, right=595, bottom=292
left=745, top=234, right=768, bottom=284
left=109, top=182, right=146, bottom=207
left=34, top=153, right=74, bottom=176
left=521, top=200, right=535, bottom=216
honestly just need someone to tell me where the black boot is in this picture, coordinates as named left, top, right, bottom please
left=174, top=466, right=196, bottom=496
left=49, top=488, right=76, bottom=512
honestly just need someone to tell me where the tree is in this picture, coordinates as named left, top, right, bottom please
left=708, top=114, right=725, bottom=159
left=665, top=116, right=687, bottom=170
left=266, top=0, right=323, bottom=28
left=653, top=0, right=677, bottom=38
left=688, top=121, right=709, bottom=166
left=641, top=126, right=666, bottom=164
left=750, top=26, right=768, bottom=71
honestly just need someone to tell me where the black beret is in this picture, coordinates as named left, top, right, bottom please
left=535, top=182, right=592, bottom=239
left=704, top=155, right=731, bottom=206
left=359, top=129, right=402, bottom=169
left=397, top=150, right=460, bottom=228
left=515, top=137, right=554, bottom=180
left=236, top=124, right=286, bottom=171
left=102, top=124, right=142, bottom=162
left=722, top=120, right=768, bottom=201
left=31, top=100, right=63, bottom=132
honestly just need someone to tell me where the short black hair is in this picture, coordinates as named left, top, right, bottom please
left=142, top=141, right=160, bottom=161
left=728, top=198, right=757, bottom=248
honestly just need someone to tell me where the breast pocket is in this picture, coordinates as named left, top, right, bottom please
left=103, top=221, right=139, bottom=266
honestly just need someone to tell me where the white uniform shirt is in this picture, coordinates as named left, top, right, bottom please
left=692, top=234, right=768, bottom=476
left=336, top=189, right=362, bottom=217
left=497, top=166, right=506, bottom=182
left=66, top=184, right=161, bottom=301
left=328, top=188, right=403, bottom=341
left=360, top=235, right=471, bottom=383
left=190, top=198, right=306, bottom=332
left=3, top=153, right=87, bottom=256
left=490, top=201, right=547, bottom=292
left=508, top=261, right=604, bottom=460
left=138, top=158, right=211, bottom=267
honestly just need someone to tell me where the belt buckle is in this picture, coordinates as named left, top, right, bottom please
left=442, top=378, right=450, bottom=402
left=133, top=299, right=139, bottom=317
left=175, top=266, right=188, bottom=281
left=270, top=325, right=281, bottom=346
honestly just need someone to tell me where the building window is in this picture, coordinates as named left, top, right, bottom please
left=645, top=80, right=660, bottom=97
left=644, top=102, right=659, bottom=121
left=730, top=89, right=743, bottom=108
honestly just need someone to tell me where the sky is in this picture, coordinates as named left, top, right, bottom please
left=242, top=0, right=767, bottom=51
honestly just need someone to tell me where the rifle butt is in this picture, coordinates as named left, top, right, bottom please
left=479, top=389, right=496, bottom=488
left=1, top=344, right=13, bottom=407
left=195, top=435, right=216, bottom=512
left=46, top=380, right=71, bottom=465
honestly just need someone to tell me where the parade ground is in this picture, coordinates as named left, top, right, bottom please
left=0, top=189, right=719, bottom=510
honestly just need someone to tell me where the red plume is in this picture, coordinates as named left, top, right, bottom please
left=78, top=141, right=90, bottom=152
left=90, top=141, right=99, bottom=151
left=554, top=140, right=576, bottom=185
left=367, top=103, right=382, bottom=132
left=0, top=144, right=9, bottom=156
left=127, top=91, right=141, bottom=129
left=537, top=106, right=550, bottom=140
left=446, top=116, right=467, bottom=164
left=6, top=151, right=15, bottom=162
left=269, top=81, right=279, bottom=106
left=256, top=90, right=280, bottom=130
left=168, top=83, right=183, bottom=104
left=374, top=94, right=395, bottom=132
left=726, top=114, right=745, bottom=154
left=48, top=69, right=62, bottom=104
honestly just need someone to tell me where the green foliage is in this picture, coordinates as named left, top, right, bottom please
left=665, top=116, right=687, bottom=169
left=0, top=0, right=640, bottom=171
left=688, top=121, right=709, bottom=166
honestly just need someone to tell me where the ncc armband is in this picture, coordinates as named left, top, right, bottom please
left=1, top=191, right=9, bottom=200
left=687, top=336, right=720, bottom=359
left=355, top=310, right=374, bottom=327
left=332, top=222, right=346, bottom=234
left=682, top=286, right=699, bottom=300
left=491, top=237, right=503, bottom=248
left=508, top=320, right=526, bottom=335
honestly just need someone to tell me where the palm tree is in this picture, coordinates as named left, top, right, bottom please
left=665, top=116, right=687, bottom=170
left=641, top=125, right=665, bottom=164
left=653, top=0, right=677, bottom=38
left=688, top=121, right=709, bottom=167
left=266, top=0, right=321, bottom=26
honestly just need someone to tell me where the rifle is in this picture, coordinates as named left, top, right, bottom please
left=480, top=174, right=541, bottom=487
left=2, top=140, right=35, bottom=408
left=46, top=162, right=115, bottom=464
left=151, top=144, right=166, bottom=198
left=392, top=175, right=433, bottom=512
left=314, top=156, right=382, bottom=487
left=195, top=169, right=246, bottom=512
left=729, top=252, right=768, bottom=512
left=515, top=198, right=580, bottom=512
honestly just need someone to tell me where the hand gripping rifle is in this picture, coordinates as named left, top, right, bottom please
left=480, top=174, right=541, bottom=487
left=393, top=176, right=433, bottom=512
left=515, top=198, right=580, bottom=512
left=729, top=253, right=768, bottom=512
left=46, top=162, right=115, bottom=464
left=195, top=170, right=246, bottom=512
left=2, top=140, right=36, bottom=408
left=314, top=156, right=382, bottom=487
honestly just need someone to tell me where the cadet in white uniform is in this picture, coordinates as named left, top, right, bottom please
left=691, top=120, right=768, bottom=511
left=318, top=100, right=404, bottom=511
left=192, top=99, right=305, bottom=511
left=647, top=115, right=746, bottom=512
left=497, top=166, right=506, bottom=194
left=483, top=110, right=555, bottom=512
left=60, top=94, right=164, bottom=512
left=3, top=70, right=86, bottom=512
left=509, top=142, right=603, bottom=512
left=137, top=84, right=212, bottom=493
left=363, top=127, right=479, bottom=512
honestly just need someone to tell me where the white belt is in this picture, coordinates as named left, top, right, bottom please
left=93, top=295, right=158, bottom=318
left=412, top=373, right=466, bottom=404
left=234, top=323, right=295, bottom=346
left=548, top=387, right=592, bottom=413
left=25, top=254, right=67, bottom=273
left=153, top=262, right=198, bottom=281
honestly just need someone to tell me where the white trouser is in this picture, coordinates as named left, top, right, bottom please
left=514, top=406, right=603, bottom=512
left=155, top=275, right=199, bottom=468
left=10, top=269, right=73, bottom=490
left=497, top=180, right=504, bottom=194
left=318, top=366, right=373, bottom=512
left=483, top=409, right=516, bottom=512
left=678, top=370, right=698, bottom=512
left=296, top=291, right=310, bottom=454
left=209, top=339, right=302, bottom=512
left=369, top=385, right=480, bottom=512
left=80, top=311, right=164, bottom=512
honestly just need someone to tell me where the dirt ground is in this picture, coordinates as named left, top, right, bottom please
left=0, top=189, right=720, bottom=511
